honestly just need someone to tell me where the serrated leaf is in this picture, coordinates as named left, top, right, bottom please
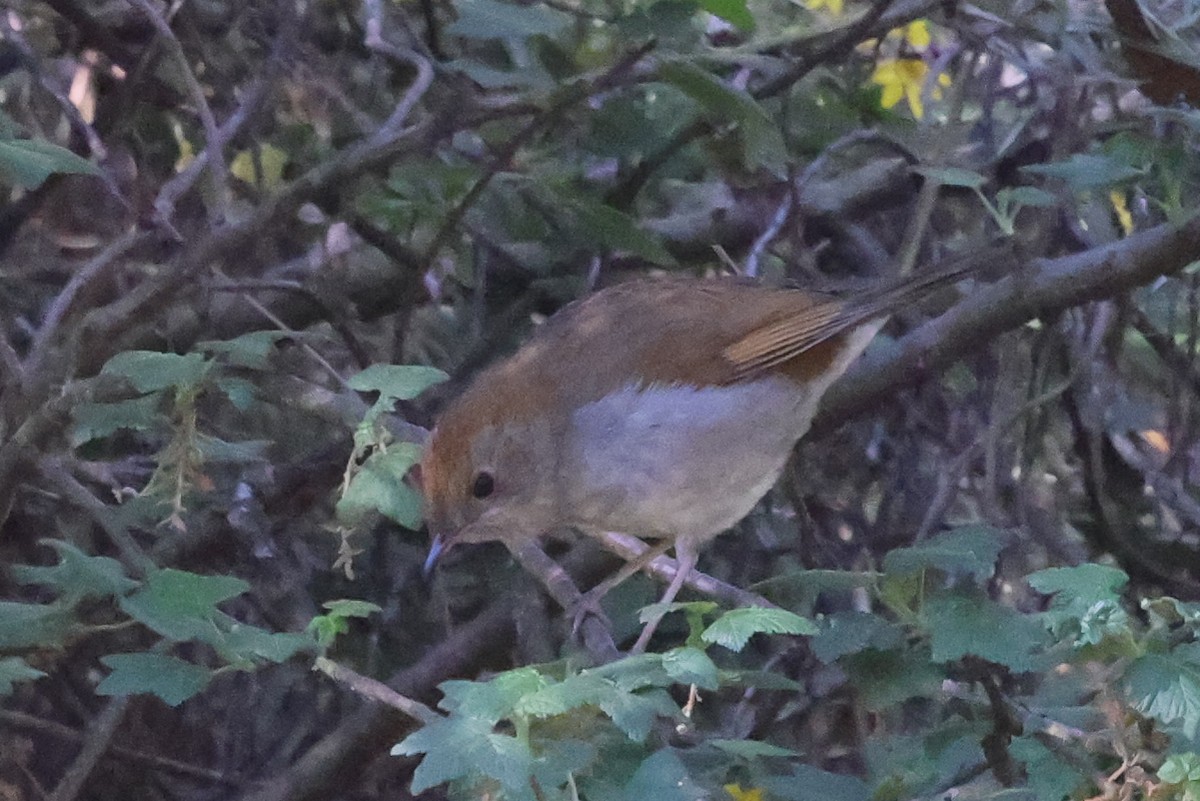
left=589, top=653, right=674, bottom=692
left=119, top=568, right=249, bottom=641
left=336, top=444, right=424, bottom=529
left=0, top=657, right=47, bottom=695
left=439, top=667, right=548, bottom=722
left=71, top=394, right=162, bottom=446
left=0, top=601, right=76, bottom=650
left=97, top=653, right=212, bottom=706
left=661, top=646, right=719, bottom=689
left=100, top=351, right=211, bottom=394
left=924, top=590, right=1049, bottom=672
left=447, top=0, right=571, bottom=38
left=600, top=687, right=678, bottom=741
left=1127, top=647, right=1200, bottom=738
left=213, top=622, right=314, bottom=664
left=515, top=673, right=609, bottom=718
left=1027, top=564, right=1128, bottom=606
left=395, top=717, right=535, bottom=797
left=10, top=539, right=138, bottom=602
left=811, top=611, right=903, bottom=664
left=0, top=137, right=99, bottom=189
left=348, top=364, right=449, bottom=403
left=883, top=525, right=1006, bottom=582
left=701, top=608, right=816, bottom=652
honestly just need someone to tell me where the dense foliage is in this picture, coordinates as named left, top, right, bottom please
left=4, top=0, right=1200, bottom=799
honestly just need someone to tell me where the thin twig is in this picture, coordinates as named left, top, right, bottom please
left=0, top=710, right=242, bottom=785
left=25, top=231, right=148, bottom=381
left=128, top=0, right=231, bottom=221
left=315, top=657, right=442, bottom=724
left=363, top=0, right=436, bottom=142
left=743, top=195, right=792, bottom=278
left=47, top=696, right=129, bottom=801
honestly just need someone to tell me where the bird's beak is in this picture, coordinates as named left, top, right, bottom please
left=423, top=533, right=447, bottom=578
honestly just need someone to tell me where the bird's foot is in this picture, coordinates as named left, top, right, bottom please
left=569, top=586, right=613, bottom=640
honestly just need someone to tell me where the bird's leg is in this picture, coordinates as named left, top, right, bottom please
left=506, top=540, right=620, bottom=662
left=630, top=540, right=698, bottom=655
left=570, top=538, right=675, bottom=637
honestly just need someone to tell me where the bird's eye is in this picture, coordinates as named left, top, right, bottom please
left=471, top=471, right=495, bottom=499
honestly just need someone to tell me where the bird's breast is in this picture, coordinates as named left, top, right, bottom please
left=560, top=375, right=819, bottom=541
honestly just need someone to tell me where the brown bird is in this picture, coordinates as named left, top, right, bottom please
left=421, top=265, right=968, bottom=651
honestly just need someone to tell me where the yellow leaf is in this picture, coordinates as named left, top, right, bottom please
left=1110, top=189, right=1134, bottom=236
left=725, top=783, right=766, bottom=801
left=231, top=144, right=288, bottom=188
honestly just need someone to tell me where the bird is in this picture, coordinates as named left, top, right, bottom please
left=419, top=263, right=970, bottom=652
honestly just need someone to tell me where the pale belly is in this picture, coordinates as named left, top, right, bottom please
left=561, top=377, right=820, bottom=541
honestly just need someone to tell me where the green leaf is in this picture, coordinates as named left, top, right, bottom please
left=696, top=0, right=753, bottom=30
left=555, top=193, right=674, bottom=263
left=394, top=717, right=535, bottom=797
left=336, top=444, right=424, bottom=529
left=322, top=599, right=383, bottom=618
left=843, top=647, right=943, bottom=708
left=598, top=687, right=678, bottom=741
left=119, top=568, right=250, bottom=641
left=516, top=673, right=610, bottom=719
left=215, top=377, right=258, bottom=410
left=660, top=646, right=719, bottom=689
left=198, top=330, right=293, bottom=368
left=700, top=607, right=816, bottom=652
left=1009, top=735, right=1087, bottom=801
left=708, top=738, right=796, bottom=758
left=658, top=60, right=786, bottom=172
left=96, top=653, right=212, bottom=706
left=1127, top=647, right=1200, bottom=738
left=1000, top=186, right=1058, bottom=208
left=0, top=601, right=77, bottom=650
left=0, top=657, right=47, bottom=695
left=439, top=667, right=548, bottom=722
left=0, top=137, right=99, bottom=189
left=1160, top=753, right=1200, bottom=784
left=196, top=436, right=270, bottom=463
left=924, top=590, right=1050, bottom=672
left=1021, top=153, right=1145, bottom=190
left=1027, top=564, right=1128, bottom=606
left=347, top=364, right=449, bottom=403
left=213, top=622, right=314, bottom=665
left=763, top=764, right=870, bottom=801
left=10, top=539, right=138, bottom=602
left=914, top=166, right=987, bottom=189
left=883, top=525, right=1006, bottom=582
left=71, top=394, right=162, bottom=446
left=1028, top=564, right=1132, bottom=645
left=811, top=611, right=903, bottom=664
left=100, top=351, right=211, bottom=394
left=446, top=0, right=571, bottom=39
left=624, top=750, right=702, bottom=801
